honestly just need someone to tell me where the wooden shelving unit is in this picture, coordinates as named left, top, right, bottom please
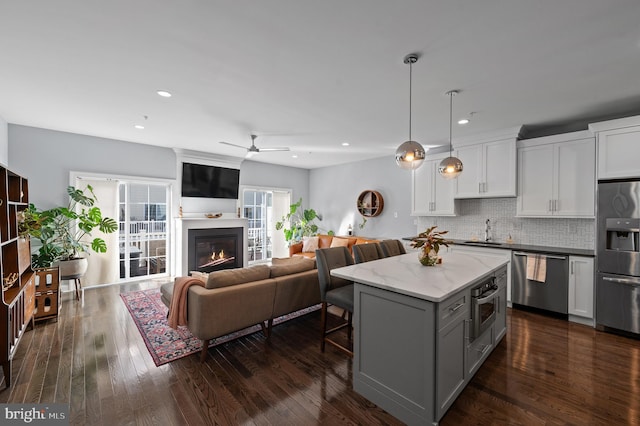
left=0, top=167, right=34, bottom=388
left=357, top=190, right=384, bottom=218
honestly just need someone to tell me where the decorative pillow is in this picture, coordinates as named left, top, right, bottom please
left=302, top=236, right=320, bottom=253
left=330, top=237, right=350, bottom=248
left=205, top=264, right=271, bottom=289
left=189, top=271, right=209, bottom=283
left=270, top=257, right=316, bottom=277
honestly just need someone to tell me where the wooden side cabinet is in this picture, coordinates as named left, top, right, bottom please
left=0, top=167, right=35, bottom=388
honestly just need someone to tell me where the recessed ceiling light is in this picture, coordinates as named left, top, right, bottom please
left=342, top=142, right=350, bottom=146
left=134, top=124, right=145, bottom=130
left=292, top=154, right=298, bottom=158
left=458, top=118, right=470, bottom=125
left=157, top=90, right=172, bottom=98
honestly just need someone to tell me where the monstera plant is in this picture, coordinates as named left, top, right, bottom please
left=275, top=198, right=327, bottom=245
left=20, top=185, right=118, bottom=269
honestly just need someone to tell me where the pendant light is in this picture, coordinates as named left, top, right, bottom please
left=395, top=53, right=426, bottom=170
left=438, top=90, right=464, bottom=179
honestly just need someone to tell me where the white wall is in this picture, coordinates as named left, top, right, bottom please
left=8, top=124, right=310, bottom=216
left=0, top=115, right=8, bottom=166
left=9, top=125, right=176, bottom=209
left=240, top=159, right=309, bottom=205
left=310, top=156, right=417, bottom=239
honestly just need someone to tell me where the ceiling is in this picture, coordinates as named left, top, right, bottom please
left=1, top=1, right=640, bottom=169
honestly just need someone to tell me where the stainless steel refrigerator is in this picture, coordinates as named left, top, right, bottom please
left=596, top=180, right=640, bottom=335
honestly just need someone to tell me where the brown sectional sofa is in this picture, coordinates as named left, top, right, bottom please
left=160, top=257, right=320, bottom=361
left=289, top=234, right=380, bottom=259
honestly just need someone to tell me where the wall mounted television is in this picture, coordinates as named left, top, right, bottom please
left=181, top=162, right=240, bottom=199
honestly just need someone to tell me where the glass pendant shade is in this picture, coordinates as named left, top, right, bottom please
left=396, top=140, right=426, bottom=170
left=439, top=90, right=464, bottom=179
left=395, top=53, right=425, bottom=170
left=438, top=156, right=463, bottom=179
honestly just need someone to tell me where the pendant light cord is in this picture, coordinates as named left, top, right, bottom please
left=449, top=91, right=453, bottom=156
left=409, top=60, right=413, bottom=141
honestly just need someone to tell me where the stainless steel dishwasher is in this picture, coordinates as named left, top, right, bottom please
left=512, top=251, right=569, bottom=315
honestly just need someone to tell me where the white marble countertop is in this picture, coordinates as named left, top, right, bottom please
left=331, top=251, right=508, bottom=303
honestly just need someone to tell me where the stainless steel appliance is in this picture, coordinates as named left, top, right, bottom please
left=596, top=180, right=640, bottom=334
left=512, top=252, right=569, bottom=314
left=470, top=278, right=499, bottom=340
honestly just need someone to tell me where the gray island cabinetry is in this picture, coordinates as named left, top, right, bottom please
left=332, top=252, right=508, bottom=425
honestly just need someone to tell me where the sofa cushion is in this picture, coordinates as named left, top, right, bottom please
left=355, top=238, right=378, bottom=245
left=302, top=236, right=319, bottom=253
left=270, top=257, right=316, bottom=277
left=206, top=264, right=271, bottom=289
left=318, top=235, right=334, bottom=249
left=189, top=271, right=209, bottom=283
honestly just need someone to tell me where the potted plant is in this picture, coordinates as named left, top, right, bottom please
left=20, top=185, right=118, bottom=274
left=275, top=198, right=329, bottom=245
left=411, top=226, right=452, bottom=266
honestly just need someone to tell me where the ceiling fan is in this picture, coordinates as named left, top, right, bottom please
left=220, top=134, right=290, bottom=156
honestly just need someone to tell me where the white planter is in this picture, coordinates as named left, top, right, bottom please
left=55, top=258, right=88, bottom=278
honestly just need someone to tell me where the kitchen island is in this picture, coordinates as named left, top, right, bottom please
left=332, top=251, right=508, bottom=425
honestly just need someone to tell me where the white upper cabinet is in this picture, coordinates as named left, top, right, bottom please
left=589, top=116, right=640, bottom=180
left=411, top=152, right=456, bottom=216
left=517, top=131, right=595, bottom=218
left=453, top=127, right=521, bottom=199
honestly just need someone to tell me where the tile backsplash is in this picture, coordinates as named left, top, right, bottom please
left=416, top=198, right=594, bottom=250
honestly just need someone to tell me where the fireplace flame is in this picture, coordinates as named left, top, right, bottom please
left=211, top=249, right=225, bottom=260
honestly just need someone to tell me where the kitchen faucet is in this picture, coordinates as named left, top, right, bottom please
left=485, top=219, right=491, bottom=242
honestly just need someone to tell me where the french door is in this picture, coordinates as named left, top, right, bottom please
left=241, top=187, right=291, bottom=262
left=118, top=182, right=170, bottom=279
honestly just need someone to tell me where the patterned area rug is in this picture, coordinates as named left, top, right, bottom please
left=121, top=288, right=321, bottom=366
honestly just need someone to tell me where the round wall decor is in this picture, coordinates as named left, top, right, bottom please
left=357, top=190, right=384, bottom=217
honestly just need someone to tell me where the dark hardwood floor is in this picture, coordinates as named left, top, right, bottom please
left=1, top=280, right=639, bottom=425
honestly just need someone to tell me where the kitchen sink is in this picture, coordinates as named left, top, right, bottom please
left=462, top=240, right=504, bottom=246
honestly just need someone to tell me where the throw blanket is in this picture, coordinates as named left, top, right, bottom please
left=167, top=277, right=205, bottom=329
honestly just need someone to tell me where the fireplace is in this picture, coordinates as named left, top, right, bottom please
left=187, top=227, right=243, bottom=273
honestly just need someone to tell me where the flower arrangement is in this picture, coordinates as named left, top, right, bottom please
left=411, top=226, right=452, bottom=266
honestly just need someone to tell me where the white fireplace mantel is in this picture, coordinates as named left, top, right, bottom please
left=175, top=214, right=249, bottom=276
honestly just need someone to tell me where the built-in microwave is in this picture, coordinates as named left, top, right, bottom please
left=470, top=278, right=499, bottom=341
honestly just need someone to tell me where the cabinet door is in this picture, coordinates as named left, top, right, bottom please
left=517, top=144, right=554, bottom=216
left=411, top=161, right=433, bottom=216
left=568, top=256, right=594, bottom=320
left=455, top=144, right=483, bottom=198
left=432, top=164, right=457, bottom=216
left=597, top=127, right=640, bottom=179
left=484, top=140, right=516, bottom=197
left=555, top=139, right=595, bottom=217
left=436, top=311, right=467, bottom=418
